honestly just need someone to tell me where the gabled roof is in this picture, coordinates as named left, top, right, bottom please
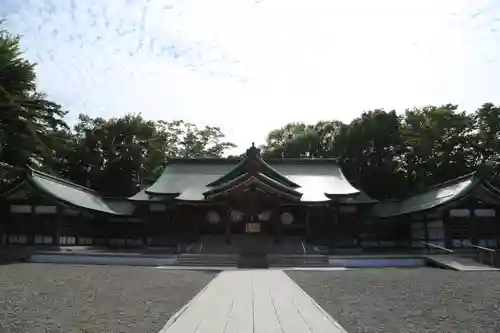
left=204, top=172, right=302, bottom=201
left=140, top=144, right=362, bottom=203
left=23, top=167, right=129, bottom=215
left=375, top=172, right=500, bottom=218
left=207, top=145, right=300, bottom=188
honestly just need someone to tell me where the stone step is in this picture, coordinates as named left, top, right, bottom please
left=177, top=254, right=238, bottom=267
left=267, top=255, right=329, bottom=267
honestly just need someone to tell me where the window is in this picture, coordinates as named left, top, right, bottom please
left=339, top=205, right=357, bottom=213
left=64, top=209, right=80, bottom=215
left=34, top=205, right=57, bottom=214
left=474, top=209, right=495, bottom=217
left=427, top=219, right=444, bottom=240
left=149, top=204, right=166, bottom=212
left=450, top=209, right=470, bottom=217
left=8, top=235, right=27, bottom=244
left=79, top=237, right=93, bottom=245
left=59, top=236, right=76, bottom=245
left=10, top=205, right=31, bottom=213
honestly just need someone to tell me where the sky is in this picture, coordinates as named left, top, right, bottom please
left=1, top=0, right=500, bottom=153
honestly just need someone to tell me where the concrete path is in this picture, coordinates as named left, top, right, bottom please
left=160, top=270, right=347, bottom=333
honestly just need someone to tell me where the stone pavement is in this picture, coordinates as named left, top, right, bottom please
left=160, top=269, right=347, bottom=333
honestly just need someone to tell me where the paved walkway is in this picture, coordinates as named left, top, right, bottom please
left=160, top=270, right=347, bottom=333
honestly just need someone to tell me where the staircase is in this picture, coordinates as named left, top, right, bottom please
left=176, top=253, right=238, bottom=267
left=267, top=254, right=329, bottom=267
left=199, top=236, right=238, bottom=254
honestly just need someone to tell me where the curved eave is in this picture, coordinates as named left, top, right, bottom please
left=132, top=189, right=177, bottom=201
left=207, top=156, right=300, bottom=188
left=481, top=181, right=500, bottom=201
left=377, top=178, right=479, bottom=218
left=204, top=173, right=302, bottom=201
left=25, top=168, right=126, bottom=216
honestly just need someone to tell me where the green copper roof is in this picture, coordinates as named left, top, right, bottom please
left=375, top=173, right=478, bottom=218
left=207, top=149, right=300, bottom=188
left=26, top=168, right=128, bottom=215
left=143, top=156, right=360, bottom=202
left=204, top=172, right=302, bottom=200
left=128, top=189, right=166, bottom=202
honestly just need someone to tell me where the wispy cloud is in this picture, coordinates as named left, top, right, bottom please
left=2, top=0, right=500, bottom=151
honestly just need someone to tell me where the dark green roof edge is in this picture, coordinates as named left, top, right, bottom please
left=204, top=172, right=302, bottom=198
left=24, top=167, right=126, bottom=215
left=27, top=167, right=102, bottom=196
left=482, top=181, right=500, bottom=198
left=166, top=157, right=340, bottom=164
left=377, top=176, right=480, bottom=218
left=428, top=171, right=477, bottom=189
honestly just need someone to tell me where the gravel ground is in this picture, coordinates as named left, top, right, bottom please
left=288, top=268, right=500, bottom=333
left=0, top=264, right=216, bottom=333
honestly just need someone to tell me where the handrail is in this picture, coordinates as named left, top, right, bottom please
left=470, top=244, right=497, bottom=267
left=301, top=241, right=307, bottom=255
left=469, top=244, right=496, bottom=252
left=422, top=242, right=454, bottom=255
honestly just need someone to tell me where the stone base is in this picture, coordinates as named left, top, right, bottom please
left=238, top=253, right=268, bottom=268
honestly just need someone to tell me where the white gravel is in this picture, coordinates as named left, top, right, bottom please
left=0, top=263, right=216, bottom=333
left=288, top=268, right=500, bottom=333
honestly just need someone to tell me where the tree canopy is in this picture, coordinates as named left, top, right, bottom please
left=261, top=103, right=500, bottom=199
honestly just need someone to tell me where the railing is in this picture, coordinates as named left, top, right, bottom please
left=469, top=244, right=497, bottom=267
left=301, top=241, right=307, bottom=255
left=422, top=242, right=454, bottom=256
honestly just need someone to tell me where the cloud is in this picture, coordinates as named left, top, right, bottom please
left=2, top=0, right=500, bottom=153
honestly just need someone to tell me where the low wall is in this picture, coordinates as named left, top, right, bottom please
left=328, top=258, right=426, bottom=268
left=29, top=253, right=178, bottom=266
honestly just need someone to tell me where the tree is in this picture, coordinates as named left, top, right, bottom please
left=471, top=103, right=500, bottom=181
left=52, top=115, right=236, bottom=197
left=261, top=121, right=344, bottom=158
left=0, top=23, right=69, bottom=172
left=400, top=104, right=475, bottom=191
left=334, top=110, right=406, bottom=198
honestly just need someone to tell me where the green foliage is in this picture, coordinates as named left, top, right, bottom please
left=50, top=115, right=235, bottom=197
left=0, top=23, right=68, bottom=172
left=261, top=103, right=500, bottom=199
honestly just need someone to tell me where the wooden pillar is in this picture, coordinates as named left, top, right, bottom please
left=496, top=208, right=500, bottom=248
left=75, top=212, right=81, bottom=246
left=276, top=207, right=282, bottom=244
left=104, top=215, right=110, bottom=247
left=224, top=205, right=231, bottom=244
left=470, top=207, right=478, bottom=246
left=443, top=211, right=452, bottom=249
left=194, top=206, right=201, bottom=242
left=423, top=214, right=429, bottom=243
left=354, top=206, right=361, bottom=247
left=376, top=212, right=382, bottom=248
left=29, top=205, right=36, bottom=245
left=407, top=216, right=412, bottom=248
left=53, top=207, right=62, bottom=247
left=305, top=208, right=310, bottom=243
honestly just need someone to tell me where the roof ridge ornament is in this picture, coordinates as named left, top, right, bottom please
left=246, top=142, right=261, bottom=158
